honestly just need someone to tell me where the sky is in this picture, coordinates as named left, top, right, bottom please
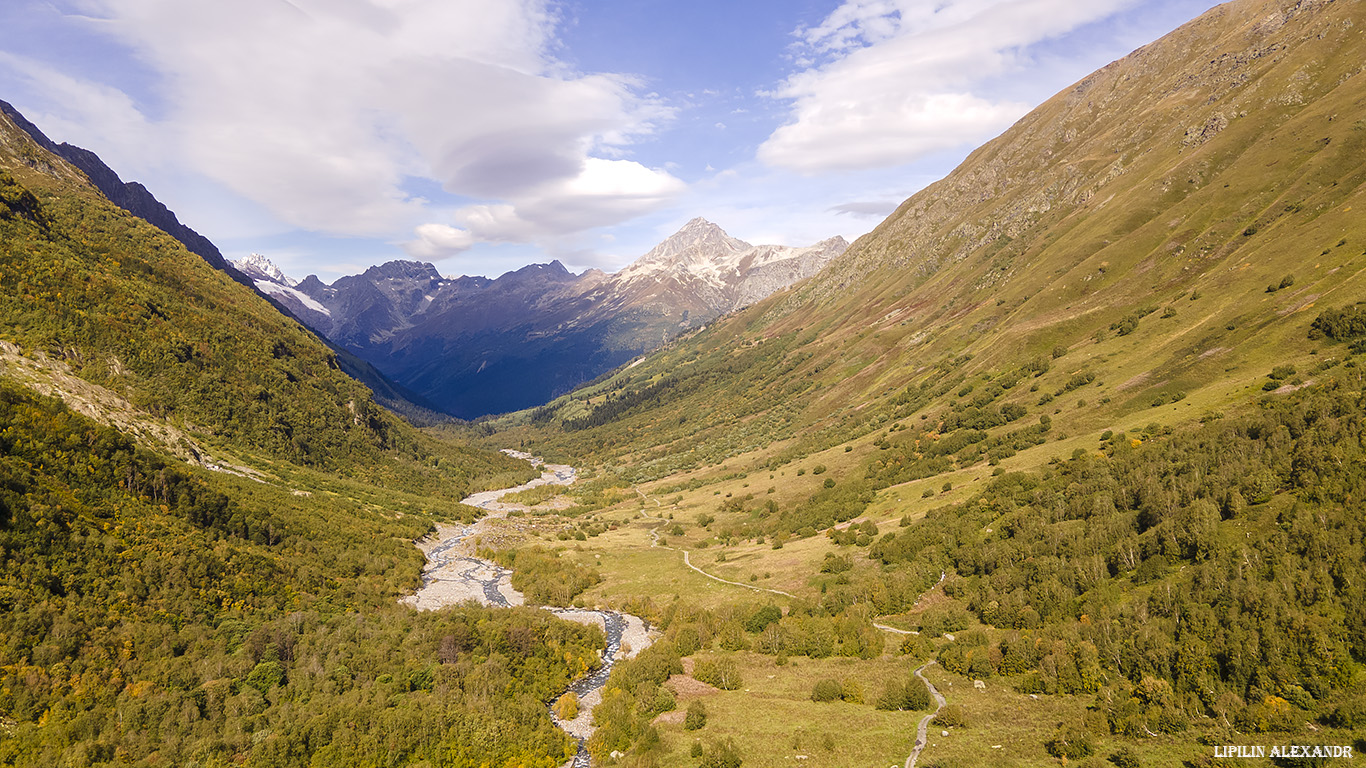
left=0, top=0, right=1225, bottom=281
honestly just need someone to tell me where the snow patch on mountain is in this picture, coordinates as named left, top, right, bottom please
left=255, top=280, right=331, bottom=316
left=231, top=253, right=296, bottom=286
left=615, top=218, right=847, bottom=299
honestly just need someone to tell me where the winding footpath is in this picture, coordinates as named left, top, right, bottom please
left=639, top=505, right=798, bottom=599
left=402, top=451, right=653, bottom=768
left=638, top=492, right=952, bottom=768
left=680, top=550, right=796, bottom=597
left=905, top=661, right=948, bottom=768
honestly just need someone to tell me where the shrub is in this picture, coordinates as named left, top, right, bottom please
left=1109, top=745, right=1142, bottom=768
left=1045, top=722, right=1093, bottom=760
left=684, top=700, right=707, bottom=730
left=745, top=603, right=782, bottom=633
left=553, top=691, right=579, bottom=720
left=699, top=737, right=743, bottom=768
left=934, top=704, right=968, bottom=728
left=693, top=656, right=743, bottom=690
left=1310, top=304, right=1366, bottom=340
left=876, top=674, right=931, bottom=711
left=811, top=678, right=844, bottom=702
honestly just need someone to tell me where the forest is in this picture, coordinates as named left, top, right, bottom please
left=0, top=379, right=605, bottom=766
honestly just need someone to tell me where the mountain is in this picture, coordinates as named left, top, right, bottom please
left=0, top=101, right=441, bottom=423
left=237, top=220, right=847, bottom=418
left=0, top=90, right=596, bottom=768
left=0, top=98, right=250, bottom=288
left=486, top=0, right=1366, bottom=756
left=524, top=0, right=1366, bottom=470
left=0, top=100, right=496, bottom=472
left=611, top=217, right=850, bottom=318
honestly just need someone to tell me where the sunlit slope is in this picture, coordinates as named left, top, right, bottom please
left=511, top=0, right=1366, bottom=476
left=0, top=96, right=584, bottom=767
left=0, top=105, right=482, bottom=479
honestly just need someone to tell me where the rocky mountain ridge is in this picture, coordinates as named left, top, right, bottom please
left=0, top=98, right=250, bottom=287
left=236, top=220, right=846, bottom=418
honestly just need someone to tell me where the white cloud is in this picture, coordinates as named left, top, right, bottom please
left=58, top=0, right=677, bottom=239
left=405, top=223, right=476, bottom=259
left=426, top=158, right=685, bottom=249
left=0, top=51, right=158, bottom=173
left=759, top=0, right=1137, bottom=173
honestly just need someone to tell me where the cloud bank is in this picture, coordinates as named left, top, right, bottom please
left=60, top=0, right=681, bottom=253
left=759, top=0, right=1137, bottom=173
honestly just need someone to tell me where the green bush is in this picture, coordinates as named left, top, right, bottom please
left=1109, top=745, right=1142, bottom=768
left=811, top=678, right=844, bottom=702
left=1045, top=722, right=1093, bottom=760
left=684, top=700, right=707, bottom=730
left=934, top=704, right=968, bottom=728
left=693, top=656, right=743, bottom=690
left=699, top=737, right=743, bottom=768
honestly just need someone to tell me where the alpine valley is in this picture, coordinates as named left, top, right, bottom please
left=230, top=220, right=847, bottom=419
left=1, top=0, right=1365, bottom=767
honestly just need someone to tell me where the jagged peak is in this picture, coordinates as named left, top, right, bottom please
left=629, top=217, right=751, bottom=271
left=362, top=260, right=443, bottom=283
left=231, top=253, right=296, bottom=287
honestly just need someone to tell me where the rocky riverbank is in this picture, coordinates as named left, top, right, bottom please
left=400, top=451, right=654, bottom=767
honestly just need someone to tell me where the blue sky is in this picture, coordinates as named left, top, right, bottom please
left=0, top=0, right=1223, bottom=281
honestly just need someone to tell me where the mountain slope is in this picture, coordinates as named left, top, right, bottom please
left=0, top=102, right=482, bottom=475
left=465, top=0, right=1366, bottom=758
left=0, top=98, right=247, bottom=285
left=240, top=220, right=846, bottom=418
left=518, top=0, right=1366, bottom=477
left=0, top=94, right=598, bottom=768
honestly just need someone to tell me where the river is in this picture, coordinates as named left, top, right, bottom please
left=401, top=450, right=652, bottom=768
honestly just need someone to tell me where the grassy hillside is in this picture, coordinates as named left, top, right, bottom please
left=458, top=0, right=1366, bottom=764
left=0, top=110, right=468, bottom=477
left=0, top=101, right=609, bottom=765
left=503, top=0, right=1366, bottom=478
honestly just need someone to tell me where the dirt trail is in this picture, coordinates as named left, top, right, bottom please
left=905, top=661, right=948, bottom=768
left=637, top=502, right=796, bottom=599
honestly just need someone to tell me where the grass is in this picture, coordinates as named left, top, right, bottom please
left=446, top=10, right=1366, bottom=763
left=654, top=652, right=924, bottom=768
left=913, top=665, right=1092, bottom=768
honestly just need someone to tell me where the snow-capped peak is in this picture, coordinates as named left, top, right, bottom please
left=635, top=217, right=751, bottom=268
left=231, top=253, right=296, bottom=287
left=614, top=218, right=847, bottom=295
left=616, top=218, right=753, bottom=285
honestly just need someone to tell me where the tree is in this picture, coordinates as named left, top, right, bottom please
left=553, top=691, right=579, bottom=720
